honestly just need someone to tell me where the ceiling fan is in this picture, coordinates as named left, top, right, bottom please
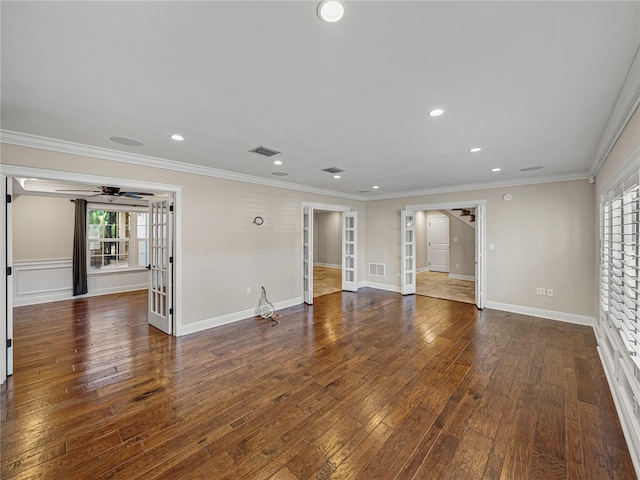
left=56, top=185, right=155, bottom=200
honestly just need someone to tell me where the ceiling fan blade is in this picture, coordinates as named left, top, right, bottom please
left=122, top=193, right=144, bottom=199
left=122, top=192, right=154, bottom=196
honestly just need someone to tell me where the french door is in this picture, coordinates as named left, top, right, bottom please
left=401, top=210, right=416, bottom=295
left=148, top=197, right=173, bottom=334
left=303, top=206, right=314, bottom=304
left=474, top=204, right=485, bottom=309
left=342, top=211, right=358, bottom=292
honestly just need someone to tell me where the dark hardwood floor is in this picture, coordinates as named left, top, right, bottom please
left=1, top=289, right=636, bottom=479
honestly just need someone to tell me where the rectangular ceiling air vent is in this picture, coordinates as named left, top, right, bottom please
left=249, top=146, right=280, bottom=157
left=322, top=167, right=345, bottom=174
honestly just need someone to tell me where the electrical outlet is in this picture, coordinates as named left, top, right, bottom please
left=547, top=288, right=554, bottom=297
left=246, top=287, right=251, bottom=295
left=397, top=271, right=400, bottom=277
left=536, top=288, right=546, bottom=296
left=456, top=263, right=460, bottom=268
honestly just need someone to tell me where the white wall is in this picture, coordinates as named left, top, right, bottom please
left=365, top=179, right=596, bottom=318
left=1, top=143, right=366, bottom=328
left=447, top=213, right=475, bottom=278
left=313, top=211, right=341, bottom=267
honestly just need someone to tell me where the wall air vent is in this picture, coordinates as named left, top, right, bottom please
left=322, top=167, right=345, bottom=174
left=249, top=146, right=280, bottom=157
left=369, top=263, right=385, bottom=277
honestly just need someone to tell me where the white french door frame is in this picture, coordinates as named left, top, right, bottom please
left=302, top=202, right=353, bottom=304
left=0, top=165, right=183, bottom=384
left=404, top=200, right=487, bottom=309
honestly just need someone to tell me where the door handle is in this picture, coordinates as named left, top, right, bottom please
left=146, top=264, right=151, bottom=270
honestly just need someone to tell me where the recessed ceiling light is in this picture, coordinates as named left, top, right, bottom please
left=492, top=168, right=501, bottom=172
left=428, top=108, right=445, bottom=117
left=469, top=147, right=482, bottom=153
left=318, top=0, right=345, bottom=22
left=170, top=134, right=184, bottom=141
left=110, top=136, right=143, bottom=147
left=334, top=175, right=341, bottom=179
left=373, top=185, right=380, bottom=189
left=273, top=160, right=283, bottom=165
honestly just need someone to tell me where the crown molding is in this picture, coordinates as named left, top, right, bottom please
left=0, top=130, right=365, bottom=202
left=2, top=129, right=594, bottom=203
left=370, top=171, right=592, bottom=201
left=591, top=45, right=640, bottom=176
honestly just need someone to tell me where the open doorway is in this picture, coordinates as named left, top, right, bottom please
left=302, top=202, right=357, bottom=304
left=414, top=209, right=475, bottom=304
left=402, top=201, right=486, bottom=309
left=313, top=211, right=342, bottom=298
left=1, top=166, right=182, bottom=384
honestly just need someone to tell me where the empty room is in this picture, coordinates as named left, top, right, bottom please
left=1, top=1, right=639, bottom=479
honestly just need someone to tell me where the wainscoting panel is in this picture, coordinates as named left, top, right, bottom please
left=13, top=259, right=149, bottom=306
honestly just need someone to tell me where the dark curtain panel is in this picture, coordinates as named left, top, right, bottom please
left=72, top=199, right=88, bottom=296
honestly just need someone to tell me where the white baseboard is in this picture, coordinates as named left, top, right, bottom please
left=314, top=262, right=341, bottom=269
left=416, top=267, right=429, bottom=273
left=178, top=296, right=303, bottom=336
left=484, top=301, right=595, bottom=327
left=448, top=274, right=475, bottom=281
left=363, top=281, right=401, bottom=293
left=14, top=284, right=149, bottom=306
left=597, top=346, right=640, bottom=476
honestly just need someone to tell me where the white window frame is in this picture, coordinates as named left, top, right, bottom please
left=87, top=203, right=149, bottom=274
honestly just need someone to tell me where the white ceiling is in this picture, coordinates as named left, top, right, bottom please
left=1, top=1, right=639, bottom=198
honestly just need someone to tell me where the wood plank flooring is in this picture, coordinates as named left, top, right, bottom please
left=313, top=266, right=342, bottom=298
left=1, top=289, right=636, bottom=479
left=416, top=271, right=475, bottom=305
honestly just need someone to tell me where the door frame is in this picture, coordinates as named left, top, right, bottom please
left=0, top=164, right=183, bottom=384
left=301, top=202, right=352, bottom=303
left=405, top=200, right=487, bottom=309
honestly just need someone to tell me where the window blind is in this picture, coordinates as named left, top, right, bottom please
left=600, top=166, right=640, bottom=368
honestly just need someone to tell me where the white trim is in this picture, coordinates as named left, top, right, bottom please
left=1, top=131, right=364, bottom=201
left=364, top=281, right=401, bottom=293
left=301, top=201, right=351, bottom=212
left=376, top=172, right=591, bottom=201
left=598, top=145, right=640, bottom=193
left=416, top=267, right=429, bottom=273
left=405, top=200, right=488, bottom=211
left=314, top=262, right=341, bottom=269
left=14, top=285, right=148, bottom=307
left=448, top=274, right=475, bottom=281
left=178, top=296, right=303, bottom=336
left=592, top=45, right=640, bottom=176
left=597, top=347, right=640, bottom=476
left=485, top=301, right=595, bottom=327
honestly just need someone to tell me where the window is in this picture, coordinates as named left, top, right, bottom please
left=600, top=166, right=639, bottom=367
left=88, top=206, right=149, bottom=271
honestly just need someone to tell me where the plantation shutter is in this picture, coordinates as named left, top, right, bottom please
left=601, top=167, right=640, bottom=368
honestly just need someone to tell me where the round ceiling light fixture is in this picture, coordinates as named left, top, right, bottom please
left=469, top=147, right=482, bottom=153
left=273, top=160, right=283, bottom=165
left=372, top=185, right=380, bottom=189
left=318, top=0, right=345, bottom=22
left=170, top=134, right=184, bottom=141
left=492, top=167, right=501, bottom=172
left=110, top=136, right=143, bottom=147
left=428, top=108, right=445, bottom=117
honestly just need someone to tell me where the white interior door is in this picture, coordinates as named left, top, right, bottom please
left=4, top=177, right=13, bottom=378
left=303, top=206, right=313, bottom=304
left=342, top=211, right=357, bottom=292
left=401, top=210, right=416, bottom=295
left=148, top=197, right=173, bottom=334
left=428, top=215, right=450, bottom=272
left=475, top=204, right=485, bottom=309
